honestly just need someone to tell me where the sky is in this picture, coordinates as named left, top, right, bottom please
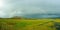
left=0, top=0, right=60, bottom=18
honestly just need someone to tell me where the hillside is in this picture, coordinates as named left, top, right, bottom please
left=0, top=19, right=60, bottom=30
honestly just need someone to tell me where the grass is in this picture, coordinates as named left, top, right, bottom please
left=0, top=18, right=60, bottom=30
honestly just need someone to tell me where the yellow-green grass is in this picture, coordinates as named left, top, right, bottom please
left=0, top=19, right=60, bottom=30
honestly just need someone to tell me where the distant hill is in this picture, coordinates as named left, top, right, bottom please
left=11, top=16, right=22, bottom=19
left=24, top=14, right=60, bottom=18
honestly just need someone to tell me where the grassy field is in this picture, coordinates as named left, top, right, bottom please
left=0, top=18, right=60, bottom=30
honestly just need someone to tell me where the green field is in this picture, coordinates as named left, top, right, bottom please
left=0, top=19, right=60, bottom=30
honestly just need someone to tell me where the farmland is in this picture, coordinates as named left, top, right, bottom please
left=0, top=18, right=60, bottom=30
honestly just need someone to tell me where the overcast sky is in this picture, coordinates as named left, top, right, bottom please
left=0, top=0, right=60, bottom=18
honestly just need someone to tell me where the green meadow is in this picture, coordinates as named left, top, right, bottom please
left=0, top=18, right=60, bottom=30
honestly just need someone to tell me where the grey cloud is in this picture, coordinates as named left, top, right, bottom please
left=0, top=0, right=60, bottom=18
